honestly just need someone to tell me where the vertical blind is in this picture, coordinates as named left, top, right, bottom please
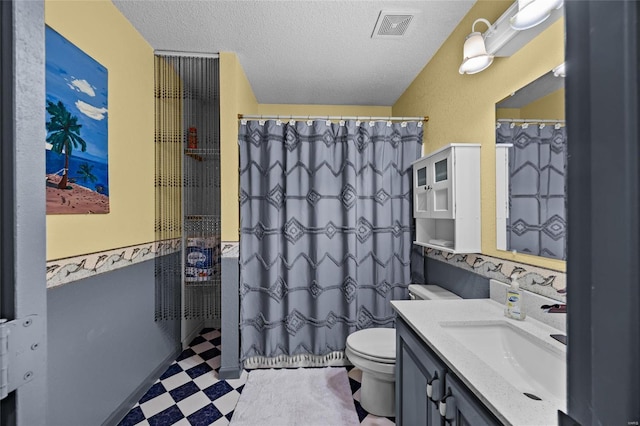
left=154, top=54, right=221, bottom=321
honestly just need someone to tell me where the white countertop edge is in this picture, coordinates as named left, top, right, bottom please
left=392, top=299, right=566, bottom=426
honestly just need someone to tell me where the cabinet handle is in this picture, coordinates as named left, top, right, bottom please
left=439, top=387, right=455, bottom=420
left=426, top=371, right=439, bottom=399
left=426, top=185, right=432, bottom=191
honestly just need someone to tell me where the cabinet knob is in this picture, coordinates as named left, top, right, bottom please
left=426, top=185, right=432, bottom=191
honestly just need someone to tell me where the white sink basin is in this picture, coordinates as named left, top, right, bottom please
left=439, top=320, right=566, bottom=402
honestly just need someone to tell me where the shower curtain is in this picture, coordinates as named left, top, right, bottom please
left=239, top=119, right=422, bottom=367
left=497, top=123, right=567, bottom=260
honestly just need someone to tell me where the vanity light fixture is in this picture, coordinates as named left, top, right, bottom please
left=459, top=18, right=494, bottom=75
left=510, top=0, right=564, bottom=31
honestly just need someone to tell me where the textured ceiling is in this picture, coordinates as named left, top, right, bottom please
left=113, top=0, right=476, bottom=106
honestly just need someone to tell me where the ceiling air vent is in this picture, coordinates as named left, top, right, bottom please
left=372, top=11, right=414, bottom=38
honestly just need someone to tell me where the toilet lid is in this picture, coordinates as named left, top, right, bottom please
left=346, top=328, right=396, bottom=362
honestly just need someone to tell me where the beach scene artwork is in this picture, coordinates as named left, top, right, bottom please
left=45, top=26, right=109, bottom=214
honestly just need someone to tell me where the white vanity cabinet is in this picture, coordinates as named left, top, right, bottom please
left=412, top=144, right=481, bottom=253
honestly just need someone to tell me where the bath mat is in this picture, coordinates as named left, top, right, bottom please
left=230, top=367, right=359, bottom=426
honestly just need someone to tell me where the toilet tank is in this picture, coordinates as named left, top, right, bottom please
left=408, top=284, right=461, bottom=300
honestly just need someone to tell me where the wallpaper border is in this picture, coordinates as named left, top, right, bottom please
left=46, top=239, right=181, bottom=289
left=220, top=242, right=239, bottom=258
left=423, top=248, right=566, bottom=302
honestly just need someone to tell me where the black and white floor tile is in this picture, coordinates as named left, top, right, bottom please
left=118, top=329, right=394, bottom=426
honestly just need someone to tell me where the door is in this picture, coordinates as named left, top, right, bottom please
left=396, top=319, right=445, bottom=426
left=0, top=1, right=15, bottom=422
left=439, top=373, right=499, bottom=426
left=427, top=148, right=454, bottom=219
left=413, top=156, right=431, bottom=218
left=564, top=1, right=640, bottom=424
left=1, top=1, right=48, bottom=425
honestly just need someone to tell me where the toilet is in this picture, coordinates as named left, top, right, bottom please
left=345, top=285, right=461, bottom=417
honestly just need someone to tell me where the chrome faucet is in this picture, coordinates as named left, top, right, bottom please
left=541, top=303, right=566, bottom=313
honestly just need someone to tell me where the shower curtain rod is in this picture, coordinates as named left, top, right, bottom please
left=154, top=50, right=219, bottom=59
left=497, top=118, right=565, bottom=123
left=238, top=114, right=429, bottom=122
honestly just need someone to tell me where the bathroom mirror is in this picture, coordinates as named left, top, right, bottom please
left=495, top=67, right=567, bottom=261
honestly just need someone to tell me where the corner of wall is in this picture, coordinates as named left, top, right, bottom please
left=219, top=52, right=258, bottom=242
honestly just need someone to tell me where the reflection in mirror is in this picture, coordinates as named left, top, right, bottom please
left=495, top=68, right=566, bottom=261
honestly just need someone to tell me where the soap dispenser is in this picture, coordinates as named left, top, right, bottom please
left=504, top=279, right=526, bottom=320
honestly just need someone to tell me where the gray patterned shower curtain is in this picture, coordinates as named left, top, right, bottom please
left=239, top=119, right=422, bottom=367
left=497, top=124, right=567, bottom=260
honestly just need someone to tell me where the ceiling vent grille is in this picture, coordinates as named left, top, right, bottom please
left=372, top=12, right=414, bottom=38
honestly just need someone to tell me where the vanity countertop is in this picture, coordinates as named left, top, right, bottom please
left=391, top=298, right=566, bottom=426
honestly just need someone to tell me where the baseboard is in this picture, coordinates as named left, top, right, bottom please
left=218, top=366, right=242, bottom=380
left=102, top=345, right=181, bottom=426
left=182, top=320, right=205, bottom=349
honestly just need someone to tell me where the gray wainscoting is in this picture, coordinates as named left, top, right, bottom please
left=47, top=255, right=181, bottom=426
left=424, top=257, right=490, bottom=299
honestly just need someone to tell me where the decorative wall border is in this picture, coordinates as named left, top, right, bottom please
left=424, top=248, right=566, bottom=302
left=46, top=239, right=181, bottom=289
left=221, top=241, right=239, bottom=258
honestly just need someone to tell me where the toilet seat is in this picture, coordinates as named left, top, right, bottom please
left=345, top=328, right=396, bottom=363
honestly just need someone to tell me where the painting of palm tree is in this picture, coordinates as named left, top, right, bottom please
left=76, top=162, right=98, bottom=184
left=45, top=26, right=109, bottom=214
left=46, top=100, right=87, bottom=189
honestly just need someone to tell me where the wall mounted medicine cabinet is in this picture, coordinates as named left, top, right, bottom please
left=412, top=144, right=481, bottom=253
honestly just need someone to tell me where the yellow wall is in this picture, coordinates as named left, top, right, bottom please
left=497, top=89, right=564, bottom=121
left=496, top=108, right=521, bottom=119
left=258, top=104, right=392, bottom=117
left=219, top=52, right=259, bottom=242
left=45, top=0, right=155, bottom=260
left=393, top=1, right=565, bottom=271
left=520, top=88, right=565, bottom=120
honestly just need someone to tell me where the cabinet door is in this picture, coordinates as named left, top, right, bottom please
left=427, top=148, right=454, bottom=219
left=495, top=145, right=511, bottom=251
left=396, top=319, right=445, bottom=426
left=413, top=157, right=431, bottom=218
left=439, top=373, right=500, bottom=426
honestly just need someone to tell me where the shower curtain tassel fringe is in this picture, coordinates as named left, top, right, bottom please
left=243, top=351, right=350, bottom=369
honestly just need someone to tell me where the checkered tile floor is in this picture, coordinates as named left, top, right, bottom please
left=118, top=328, right=395, bottom=426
